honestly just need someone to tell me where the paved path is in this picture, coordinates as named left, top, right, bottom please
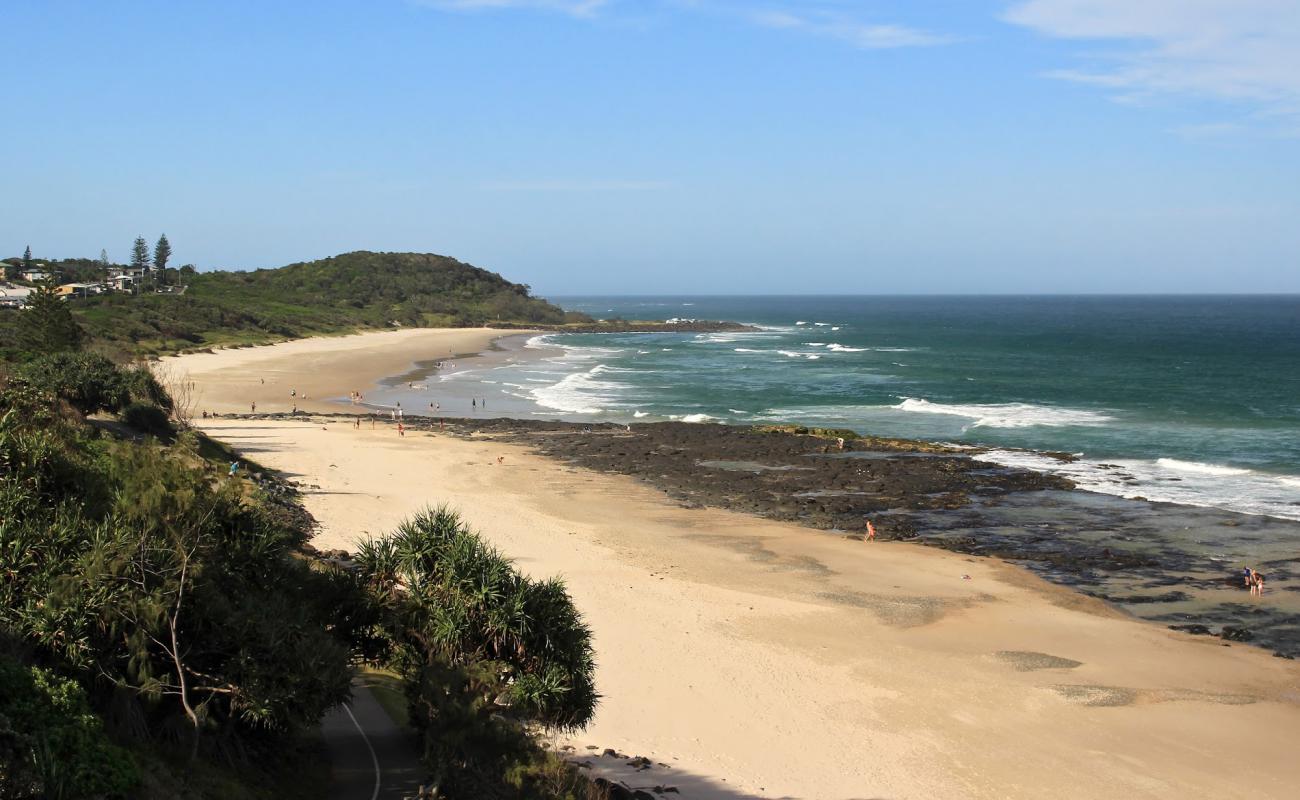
left=322, top=685, right=424, bottom=800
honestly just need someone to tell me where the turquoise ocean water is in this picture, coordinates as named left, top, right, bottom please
left=378, top=296, right=1300, bottom=522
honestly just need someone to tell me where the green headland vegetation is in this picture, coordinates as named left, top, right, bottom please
left=3, top=248, right=591, bottom=358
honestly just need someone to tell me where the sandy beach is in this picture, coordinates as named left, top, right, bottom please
left=170, top=330, right=1300, bottom=799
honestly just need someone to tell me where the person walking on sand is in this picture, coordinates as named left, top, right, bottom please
left=865, top=519, right=877, bottom=541
left=250, top=401, right=256, bottom=413
left=397, top=422, right=405, bottom=437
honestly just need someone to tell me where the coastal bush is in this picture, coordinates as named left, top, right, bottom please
left=355, top=506, right=598, bottom=795
left=120, top=401, right=174, bottom=438
left=13, top=353, right=172, bottom=417
left=0, top=391, right=353, bottom=766
left=66, top=251, right=591, bottom=355
left=0, top=655, right=140, bottom=799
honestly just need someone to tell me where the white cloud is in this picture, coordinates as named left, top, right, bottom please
left=751, top=8, right=951, bottom=49
left=414, top=0, right=951, bottom=49
left=415, top=0, right=609, bottom=17
left=1005, top=0, right=1300, bottom=118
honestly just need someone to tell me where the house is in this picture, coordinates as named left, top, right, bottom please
left=110, top=274, right=139, bottom=292
left=20, top=269, right=53, bottom=282
left=0, top=285, right=32, bottom=309
left=57, top=282, right=98, bottom=300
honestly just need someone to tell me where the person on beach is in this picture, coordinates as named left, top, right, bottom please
left=865, top=519, right=877, bottom=541
left=1250, top=570, right=1266, bottom=596
left=290, top=388, right=296, bottom=397
left=472, top=399, right=476, bottom=409
left=1243, top=567, right=1254, bottom=588
left=397, top=422, right=405, bottom=437
left=228, top=461, right=239, bottom=477
left=250, top=402, right=256, bottom=413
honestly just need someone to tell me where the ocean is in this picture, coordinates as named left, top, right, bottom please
left=371, top=295, right=1300, bottom=523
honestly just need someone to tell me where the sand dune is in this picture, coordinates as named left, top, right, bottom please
left=172, top=331, right=1300, bottom=799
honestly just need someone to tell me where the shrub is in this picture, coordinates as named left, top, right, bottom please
left=0, top=655, right=140, bottom=799
left=15, top=353, right=130, bottom=414
left=120, top=402, right=174, bottom=438
left=356, top=506, right=598, bottom=795
left=13, top=353, right=173, bottom=417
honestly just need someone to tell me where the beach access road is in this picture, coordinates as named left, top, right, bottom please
left=321, top=685, right=423, bottom=800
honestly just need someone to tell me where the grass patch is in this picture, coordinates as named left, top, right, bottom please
left=357, top=666, right=410, bottom=728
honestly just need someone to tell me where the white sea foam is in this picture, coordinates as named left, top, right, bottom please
left=805, top=342, right=828, bottom=347
left=796, top=321, right=808, bottom=325
left=830, top=326, right=840, bottom=331
left=695, top=330, right=773, bottom=344
left=734, top=348, right=766, bottom=353
left=673, top=413, right=716, bottom=423
left=1155, top=458, right=1252, bottom=477
left=813, top=322, right=829, bottom=327
left=893, top=398, right=1114, bottom=429
left=529, top=366, right=621, bottom=415
left=778, top=350, right=821, bottom=360
left=826, top=344, right=867, bottom=352
left=633, top=411, right=649, bottom=418
left=981, top=450, right=1300, bottom=522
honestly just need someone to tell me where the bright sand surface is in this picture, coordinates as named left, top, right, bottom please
left=170, top=331, right=1300, bottom=799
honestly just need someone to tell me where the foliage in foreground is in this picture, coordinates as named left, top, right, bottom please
left=356, top=506, right=599, bottom=798
left=0, top=383, right=355, bottom=797
left=0, top=654, right=138, bottom=799
left=0, top=345, right=605, bottom=798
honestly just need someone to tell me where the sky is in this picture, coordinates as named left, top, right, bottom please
left=2, top=0, right=1298, bottom=294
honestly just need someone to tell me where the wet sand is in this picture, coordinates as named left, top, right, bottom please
left=170, top=331, right=1300, bottom=799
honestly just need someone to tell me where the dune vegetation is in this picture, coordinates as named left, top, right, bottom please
left=0, top=259, right=602, bottom=798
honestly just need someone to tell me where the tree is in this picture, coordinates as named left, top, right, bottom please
left=154, top=234, right=171, bottom=285
left=13, top=280, right=85, bottom=353
left=131, top=236, right=151, bottom=290
left=21, top=246, right=32, bottom=271
left=131, top=236, right=150, bottom=271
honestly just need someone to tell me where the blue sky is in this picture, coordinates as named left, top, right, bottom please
left=2, top=0, right=1298, bottom=293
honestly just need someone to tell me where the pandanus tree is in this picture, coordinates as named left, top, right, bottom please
left=354, top=506, right=598, bottom=788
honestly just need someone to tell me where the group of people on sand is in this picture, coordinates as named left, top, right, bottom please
left=348, top=390, right=365, bottom=404
left=1243, top=567, right=1267, bottom=595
